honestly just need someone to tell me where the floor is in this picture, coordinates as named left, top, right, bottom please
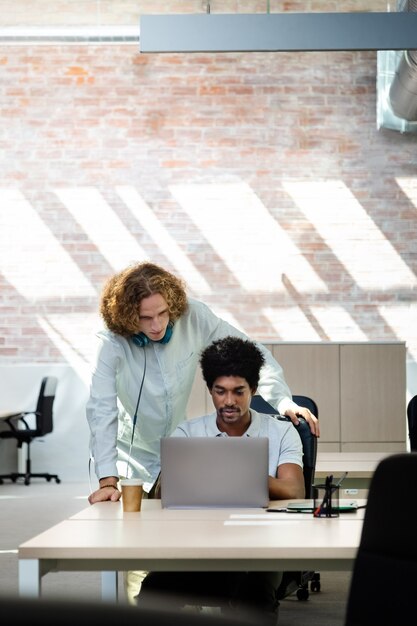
left=0, top=480, right=107, bottom=601
left=0, top=479, right=351, bottom=624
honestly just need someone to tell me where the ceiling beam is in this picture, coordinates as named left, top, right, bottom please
left=140, top=12, right=417, bottom=53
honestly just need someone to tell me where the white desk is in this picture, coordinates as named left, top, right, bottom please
left=315, top=451, right=394, bottom=495
left=18, top=499, right=365, bottom=600
left=70, top=498, right=367, bottom=521
left=316, top=451, right=392, bottom=477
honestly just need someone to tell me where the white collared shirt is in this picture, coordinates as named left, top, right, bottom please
left=171, top=409, right=303, bottom=476
left=86, top=298, right=295, bottom=490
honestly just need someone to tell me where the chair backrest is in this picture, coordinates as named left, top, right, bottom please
left=291, top=394, right=318, bottom=420
left=249, top=394, right=318, bottom=498
left=35, top=376, right=58, bottom=436
left=291, top=395, right=318, bottom=497
left=407, top=395, right=417, bottom=451
left=345, top=452, right=417, bottom=625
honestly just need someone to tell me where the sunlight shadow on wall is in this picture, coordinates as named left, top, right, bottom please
left=36, top=313, right=99, bottom=381
left=262, top=305, right=322, bottom=341
left=55, top=187, right=148, bottom=271
left=263, top=304, right=368, bottom=342
left=170, top=181, right=328, bottom=294
left=0, top=189, right=95, bottom=299
left=309, top=306, right=368, bottom=341
left=283, top=180, right=417, bottom=291
left=395, top=177, right=417, bottom=213
left=116, top=185, right=212, bottom=295
left=378, top=305, right=417, bottom=363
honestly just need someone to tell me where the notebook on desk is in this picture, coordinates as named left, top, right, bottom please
left=160, top=436, right=270, bottom=509
left=285, top=499, right=359, bottom=513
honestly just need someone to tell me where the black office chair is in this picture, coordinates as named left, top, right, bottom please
left=250, top=394, right=320, bottom=601
left=251, top=394, right=318, bottom=501
left=345, top=452, right=417, bottom=626
left=291, top=394, right=319, bottom=498
left=407, top=395, right=417, bottom=451
left=0, top=376, right=61, bottom=485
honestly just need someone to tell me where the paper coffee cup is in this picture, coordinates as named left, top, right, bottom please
left=120, top=478, right=144, bottom=512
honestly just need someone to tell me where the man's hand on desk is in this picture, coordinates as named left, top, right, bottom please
left=88, top=478, right=121, bottom=504
left=285, top=405, right=320, bottom=437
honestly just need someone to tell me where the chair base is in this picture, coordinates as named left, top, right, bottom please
left=277, top=570, right=321, bottom=601
left=0, top=472, right=61, bottom=486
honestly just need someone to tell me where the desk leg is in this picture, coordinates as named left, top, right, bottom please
left=19, top=559, right=41, bottom=597
left=101, top=571, right=118, bottom=602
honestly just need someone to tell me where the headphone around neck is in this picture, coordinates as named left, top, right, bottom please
left=131, top=322, right=173, bottom=347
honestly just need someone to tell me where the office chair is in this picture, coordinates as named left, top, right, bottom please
left=0, top=376, right=61, bottom=485
left=251, top=394, right=319, bottom=501
left=407, top=395, right=417, bottom=451
left=345, top=452, right=417, bottom=626
left=250, top=394, right=320, bottom=601
left=291, top=394, right=319, bottom=498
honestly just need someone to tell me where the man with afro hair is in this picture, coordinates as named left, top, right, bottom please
left=138, top=336, right=304, bottom=625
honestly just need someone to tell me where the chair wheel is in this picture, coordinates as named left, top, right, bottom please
left=24, top=478, right=30, bottom=486
left=297, top=587, right=309, bottom=601
left=55, top=478, right=61, bottom=484
left=311, top=580, right=321, bottom=592
left=46, top=477, right=51, bottom=482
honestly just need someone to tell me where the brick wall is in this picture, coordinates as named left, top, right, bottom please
left=1, top=2, right=391, bottom=26
left=0, top=2, right=416, bottom=389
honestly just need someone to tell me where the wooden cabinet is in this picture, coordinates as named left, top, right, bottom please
left=339, top=343, right=406, bottom=451
left=270, top=343, right=340, bottom=446
left=187, top=341, right=407, bottom=453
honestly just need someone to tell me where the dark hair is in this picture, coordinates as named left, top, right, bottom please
left=100, top=262, right=188, bottom=336
left=200, top=336, right=265, bottom=391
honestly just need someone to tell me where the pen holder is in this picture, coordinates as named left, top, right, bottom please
left=313, top=483, right=340, bottom=518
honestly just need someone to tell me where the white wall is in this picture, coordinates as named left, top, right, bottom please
left=0, top=365, right=91, bottom=482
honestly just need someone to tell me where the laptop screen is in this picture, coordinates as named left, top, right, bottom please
left=160, top=436, right=270, bottom=509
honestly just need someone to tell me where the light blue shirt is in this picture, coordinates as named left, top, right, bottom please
left=86, top=298, right=295, bottom=489
left=171, top=409, right=303, bottom=477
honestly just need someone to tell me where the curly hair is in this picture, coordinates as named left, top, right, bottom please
left=100, top=262, right=188, bottom=336
left=200, top=336, right=265, bottom=391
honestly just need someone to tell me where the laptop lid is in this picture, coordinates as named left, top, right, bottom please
left=160, top=436, right=270, bottom=509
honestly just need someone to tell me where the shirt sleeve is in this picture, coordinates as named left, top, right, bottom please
left=277, top=422, right=303, bottom=468
left=86, top=333, right=121, bottom=479
left=170, top=424, right=189, bottom=437
left=189, top=299, right=293, bottom=413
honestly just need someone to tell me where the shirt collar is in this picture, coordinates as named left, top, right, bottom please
left=208, top=409, right=262, bottom=437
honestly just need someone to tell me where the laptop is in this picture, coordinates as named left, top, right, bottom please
left=160, top=436, right=270, bottom=509
left=285, top=499, right=359, bottom=513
